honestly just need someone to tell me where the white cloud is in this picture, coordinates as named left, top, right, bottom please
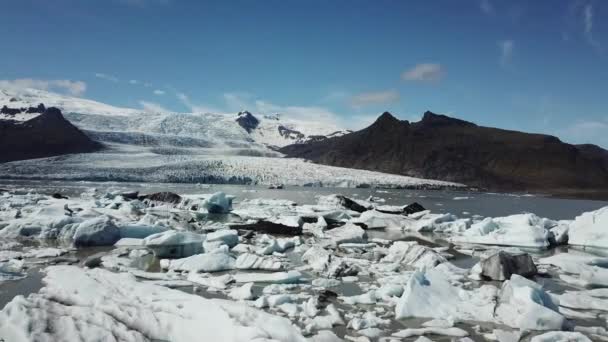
left=350, top=90, right=400, bottom=107
left=480, top=0, right=494, bottom=15
left=401, top=63, right=444, bottom=82
left=94, top=73, right=119, bottom=82
left=498, top=40, right=514, bottom=67
left=139, top=100, right=169, bottom=113
left=129, top=79, right=139, bottom=85
left=0, top=78, right=87, bottom=96
left=176, top=92, right=219, bottom=113
left=583, top=4, right=601, bottom=50
left=153, top=89, right=165, bottom=95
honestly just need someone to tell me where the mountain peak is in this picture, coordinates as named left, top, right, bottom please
left=373, top=111, right=400, bottom=125
left=419, top=111, right=476, bottom=127
left=235, top=110, right=260, bottom=133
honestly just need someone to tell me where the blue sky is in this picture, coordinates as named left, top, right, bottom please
left=1, top=0, right=607, bottom=146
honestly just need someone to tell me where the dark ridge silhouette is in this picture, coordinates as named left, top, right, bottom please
left=280, top=111, right=608, bottom=195
left=0, top=106, right=102, bottom=163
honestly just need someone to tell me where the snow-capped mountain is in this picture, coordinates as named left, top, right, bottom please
left=0, top=88, right=350, bottom=151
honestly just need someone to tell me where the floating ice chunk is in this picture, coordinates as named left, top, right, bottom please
left=411, top=213, right=460, bottom=232
left=162, top=252, right=235, bottom=273
left=118, top=224, right=168, bottom=239
left=202, top=192, right=234, bottom=214
left=567, top=206, right=608, bottom=249
left=530, top=331, right=591, bottom=342
left=311, top=278, right=341, bottom=288
left=538, top=252, right=608, bottom=274
left=392, top=327, right=469, bottom=338
left=308, top=330, right=342, bottom=342
left=302, top=246, right=331, bottom=272
left=395, top=269, right=496, bottom=322
left=206, top=229, right=239, bottom=248
left=451, top=213, right=553, bottom=248
left=23, top=247, right=68, bottom=258
left=495, top=275, right=564, bottom=330
left=114, top=237, right=144, bottom=246
left=0, top=265, right=308, bottom=342
left=268, top=215, right=303, bottom=228
left=381, top=241, right=447, bottom=270
left=143, top=230, right=204, bottom=258
left=340, top=290, right=377, bottom=305
left=229, top=282, right=255, bottom=300
left=236, top=253, right=282, bottom=270
left=188, top=273, right=234, bottom=289
left=355, top=210, right=413, bottom=229
left=71, top=216, right=121, bottom=247
left=234, top=270, right=303, bottom=284
left=324, top=223, right=367, bottom=245
left=558, top=289, right=608, bottom=311
left=347, top=312, right=389, bottom=330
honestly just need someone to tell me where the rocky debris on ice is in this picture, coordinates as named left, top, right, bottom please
left=231, top=220, right=303, bottom=236
left=143, top=230, right=204, bottom=258
left=140, top=191, right=182, bottom=204
left=480, top=251, right=537, bottom=281
left=0, top=265, right=308, bottom=342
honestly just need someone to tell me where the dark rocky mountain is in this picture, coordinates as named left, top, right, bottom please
left=235, top=111, right=260, bottom=133
left=280, top=111, right=608, bottom=195
left=0, top=106, right=102, bottom=163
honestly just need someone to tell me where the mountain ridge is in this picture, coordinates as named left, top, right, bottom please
left=280, top=111, right=608, bottom=194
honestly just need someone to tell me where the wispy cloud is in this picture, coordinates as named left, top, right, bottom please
left=350, top=90, right=400, bottom=108
left=498, top=40, right=514, bottom=67
left=0, top=78, right=87, bottom=96
left=129, top=79, right=139, bottom=85
left=176, top=92, right=219, bottom=113
left=139, top=100, right=169, bottom=113
left=94, top=73, right=119, bottom=82
left=480, top=0, right=494, bottom=15
left=583, top=4, right=601, bottom=50
left=401, top=63, right=444, bottom=82
left=153, top=89, right=165, bottom=95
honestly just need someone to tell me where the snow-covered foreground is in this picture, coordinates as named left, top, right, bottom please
left=1, top=188, right=608, bottom=341
left=0, top=151, right=463, bottom=188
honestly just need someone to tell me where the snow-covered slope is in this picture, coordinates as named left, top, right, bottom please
left=0, top=88, right=463, bottom=188
left=0, top=88, right=348, bottom=149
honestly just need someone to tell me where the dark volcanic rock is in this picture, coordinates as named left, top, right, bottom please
left=404, top=202, right=426, bottom=215
left=235, top=111, right=260, bottom=133
left=51, top=193, right=69, bottom=200
left=335, top=195, right=369, bottom=213
left=140, top=192, right=182, bottom=204
left=120, top=191, right=140, bottom=200
left=0, top=106, right=102, bottom=163
left=280, top=111, right=608, bottom=193
left=230, top=220, right=302, bottom=236
left=480, top=251, right=537, bottom=281
left=278, top=125, right=305, bottom=141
